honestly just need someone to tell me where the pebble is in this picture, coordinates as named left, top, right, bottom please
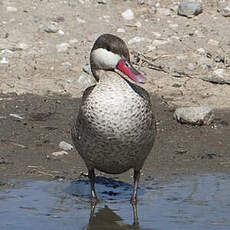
left=0, top=49, right=14, bottom=54
left=134, top=21, right=142, bottom=27
left=122, top=9, right=134, bottom=20
left=56, top=43, right=70, bottom=52
left=196, top=48, right=206, bottom=55
left=58, top=30, right=65, bottom=35
left=6, top=6, right=18, bottom=12
left=97, top=0, right=107, bottom=4
left=10, top=113, right=24, bottom=120
left=76, top=17, right=86, bottom=24
left=59, top=141, right=73, bottom=151
left=0, top=57, right=8, bottom=64
left=62, top=62, right=72, bottom=66
left=202, top=69, right=230, bottom=85
left=152, top=39, right=169, bottom=46
left=178, top=2, right=203, bottom=18
left=174, top=105, right=213, bottom=125
left=155, top=2, right=160, bottom=8
left=69, top=39, right=78, bottom=44
left=208, top=39, right=219, bottom=46
left=51, top=151, right=68, bottom=157
left=169, top=23, right=178, bottom=29
left=44, top=23, right=59, bottom=33
left=117, top=28, right=125, bottom=33
left=128, top=37, right=145, bottom=45
left=218, top=4, right=230, bottom=17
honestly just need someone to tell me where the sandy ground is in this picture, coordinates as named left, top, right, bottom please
left=1, top=0, right=230, bottom=184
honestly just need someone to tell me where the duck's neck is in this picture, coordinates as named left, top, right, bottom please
left=94, top=70, right=135, bottom=93
left=96, top=70, right=125, bottom=83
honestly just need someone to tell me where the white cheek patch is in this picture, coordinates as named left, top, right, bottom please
left=92, top=48, right=121, bottom=69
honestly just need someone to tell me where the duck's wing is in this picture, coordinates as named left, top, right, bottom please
left=71, top=85, right=95, bottom=148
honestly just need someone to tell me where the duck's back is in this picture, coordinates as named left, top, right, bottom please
left=72, top=72, right=156, bottom=174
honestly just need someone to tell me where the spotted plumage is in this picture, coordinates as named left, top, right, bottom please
left=71, top=34, right=156, bottom=203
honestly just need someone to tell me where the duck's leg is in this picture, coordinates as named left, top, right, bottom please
left=130, top=169, right=140, bottom=204
left=131, top=201, right=139, bottom=226
left=88, top=169, right=98, bottom=204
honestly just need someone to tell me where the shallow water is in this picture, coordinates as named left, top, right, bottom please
left=0, top=174, right=230, bottom=230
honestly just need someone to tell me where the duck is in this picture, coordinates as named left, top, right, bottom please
left=71, top=33, right=156, bottom=204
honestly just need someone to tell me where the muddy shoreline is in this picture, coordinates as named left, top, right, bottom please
left=1, top=92, right=230, bottom=186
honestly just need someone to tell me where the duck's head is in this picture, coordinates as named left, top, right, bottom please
left=90, top=34, right=146, bottom=83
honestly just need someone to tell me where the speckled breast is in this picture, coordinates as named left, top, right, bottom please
left=72, top=78, right=156, bottom=174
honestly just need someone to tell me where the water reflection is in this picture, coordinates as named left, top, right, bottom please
left=87, top=205, right=141, bottom=230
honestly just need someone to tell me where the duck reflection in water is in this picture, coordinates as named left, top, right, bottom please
left=87, top=204, right=140, bottom=230
left=67, top=177, right=145, bottom=228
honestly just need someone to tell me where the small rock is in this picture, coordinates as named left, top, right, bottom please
left=62, top=61, right=72, bottom=66
left=128, top=37, right=145, bottom=45
left=56, top=43, right=70, bottom=52
left=0, top=156, right=12, bottom=165
left=146, top=45, right=156, bottom=51
left=178, top=2, right=203, bottom=18
left=174, top=105, right=213, bottom=125
left=218, top=4, right=230, bottom=17
left=152, top=39, right=169, bottom=46
left=196, top=48, right=206, bottom=55
left=172, top=83, right=182, bottom=88
left=50, top=16, right=65, bottom=23
left=6, top=6, right=18, bottom=12
left=0, top=49, right=14, bottom=54
left=117, top=28, right=125, bottom=33
left=51, top=151, right=68, bottom=157
left=122, top=9, right=134, bottom=20
left=134, top=21, right=142, bottom=27
left=10, top=113, right=24, bottom=120
left=137, top=0, right=145, bottom=4
left=76, top=17, right=86, bottom=24
left=202, top=69, right=230, bottom=85
left=155, top=2, right=160, bottom=8
left=44, top=23, right=59, bottom=33
left=97, top=0, right=107, bottom=4
left=169, top=23, right=178, bottom=29
left=207, top=39, right=219, bottom=46
left=69, top=39, right=78, bottom=44
left=175, top=147, right=187, bottom=155
left=58, top=30, right=65, bottom=35
left=0, top=57, right=8, bottom=64
left=59, top=141, right=73, bottom=151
